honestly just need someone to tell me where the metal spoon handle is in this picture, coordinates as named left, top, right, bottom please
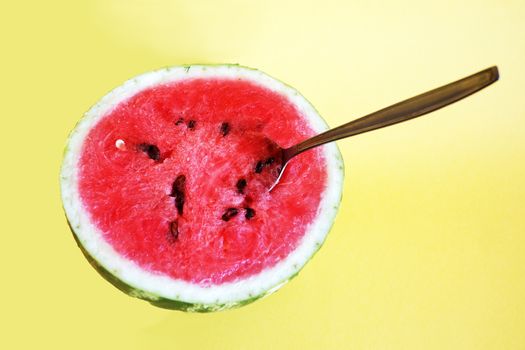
left=286, top=66, right=499, bottom=159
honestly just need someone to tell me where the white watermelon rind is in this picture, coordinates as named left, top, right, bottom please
left=60, top=64, right=344, bottom=312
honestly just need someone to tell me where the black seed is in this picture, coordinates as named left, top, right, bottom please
left=265, top=157, right=275, bottom=165
left=170, top=175, right=186, bottom=197
left=245, top=207, right=256, bottom=219
left=187, top=120, right=196, bottom=130
left=175, top=117, right=184, bottom=125
left=221, top=207, right=239, bottom=221
left=170, top=175, right=186, bottom=215
left=139, top=143, right=161, bottom=161
left=169, top=220, right=179, bottom=240
left=220, top=122, right=230, bottom=136
left=175, top=194, right=185, bottom=215
left=255, top=160, right=264, bottom=173
left=236, top=178, right=247, bottom=194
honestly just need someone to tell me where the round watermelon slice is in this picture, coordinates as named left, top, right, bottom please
left=60, top=64, right=344, bottom=312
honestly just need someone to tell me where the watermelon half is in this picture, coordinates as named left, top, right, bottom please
left=60, top=64, right=344, bottom=312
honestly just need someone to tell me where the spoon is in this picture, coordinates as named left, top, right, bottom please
left=269, top=66, right=499, bottom=191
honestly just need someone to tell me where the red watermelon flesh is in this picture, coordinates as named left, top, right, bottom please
left=78, top=78, right=327, bottom=285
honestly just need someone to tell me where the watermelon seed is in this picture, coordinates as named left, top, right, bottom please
left=187, top=120, right=196, bottom=130
left=115, top=139, right=126, bottom=150
left=175, top=196, right=185, bottom=215
left=169, top=220, right=179, bottom=240
left=138, top=143, right=161, bottom=162
left=221, top=208, right=239, bottom=221
left=220, top=122, right=230, bottom=136
left=175, top=117, right=184, bottom=125
left=255, top=160, right=264, bottom=173
left=170, top=175, right=186, bottom=215
left=236, top=178, right=247, bottom=194
left=245, top=207, right=256, bottom=219
left=170, top=175, right=186, bottom=196
left=255, top=158, right=274, bottom=173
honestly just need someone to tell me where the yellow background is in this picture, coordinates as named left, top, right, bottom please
left=1, top=0, right=525, bottom=349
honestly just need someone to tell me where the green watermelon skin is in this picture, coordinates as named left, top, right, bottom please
left=61, top=64, right=344, bottom=312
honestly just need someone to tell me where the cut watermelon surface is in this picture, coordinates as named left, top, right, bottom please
left=60, top=65, right=344, bottom=311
